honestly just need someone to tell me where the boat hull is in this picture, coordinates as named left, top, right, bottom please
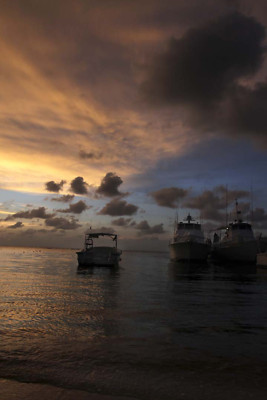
left=169, top=241, right=210, bottom=262
left=77, top=246, right=122, bottom=267
left=212, top=240, right=258, bottom=264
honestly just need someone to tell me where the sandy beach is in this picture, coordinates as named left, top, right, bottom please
left=0, top=379, right=138, bottom=400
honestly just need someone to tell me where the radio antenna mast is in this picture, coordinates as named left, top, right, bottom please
left=250, top=181, right=254, bottom=225
left=225, top=184, right=228, bottom=226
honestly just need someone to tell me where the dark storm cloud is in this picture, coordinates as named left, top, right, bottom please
left=228, top=201, right=250, bottom=220
left=96, top=172, right=125, bottom=197
left=57, top=200, right=91, bottom=214
left=248, top=208, right=267, bottom=229
left=45, top=216, right=81, bottom=230
left=79, top=150, right=103, bottom=160
left=184, top=186, right=250, bottom=222
left=3, top=0, right=138, bottom=116
left=98, top=198, right=138, bottom=216
left=142, top=12, right=265, bottom=105
left=150, top=187, right=189, bottom=208
left=251, top=208, right=267, bottom=223
left=111, top=217, right=134, bottom=227
left=8, top=221, right=24, bottom=229
left=215, top=186, right=250, bottom=203
left=221, top=83, right=267, bottom=141
left=70, top=176, right=89, bottom=195
left=135, top=220, right=165, bottom=236
left=45, top=180, right=66, bottom=193
left=51, top=195, right=75, bottom=203
left=184, top=190, right=225, bottom=222
left=142, top=12, right=267, bottom=145
left=5, top=207, right=55, bottom=221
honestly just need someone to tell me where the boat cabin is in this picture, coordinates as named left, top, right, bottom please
left=223, top=222, right=255, bottom=242
left=177, top=222, right=201, bottom=231
left=84, top=232, right=118, bottom=251
left=176, top=214, right=201, bottom=232
left=230, top=222, right=252, bottom=230
left=173, top=214, right=205, bottom=242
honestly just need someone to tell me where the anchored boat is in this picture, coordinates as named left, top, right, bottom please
left=77, top=232, right=122, bottom=267
left=169, top=214, right=211, bottom=262
left=211, top=201, right=258, bottom=264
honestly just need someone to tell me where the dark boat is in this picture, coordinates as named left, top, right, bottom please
left=211, top=201, right=259, bottom=264
left=77, top=232, right=122, bottom=267
left=169, top=214, right=211, bottom=262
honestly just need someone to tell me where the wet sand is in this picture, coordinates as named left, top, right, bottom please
left=0, top=379, right=138, bottom=400
left=257, top=253, right=267, bottom=267
left=1, top=357, right=267, bottom=400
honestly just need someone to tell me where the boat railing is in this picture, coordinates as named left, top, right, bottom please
left=172, top=235, right=206, bottom=244
left=84, top=232, right=118, bottom=250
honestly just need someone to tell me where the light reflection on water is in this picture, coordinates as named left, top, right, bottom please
left=0, top=247, right=267, bottom=399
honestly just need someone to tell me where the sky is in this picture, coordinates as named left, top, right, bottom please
left=0, top=0, right=267, bottom=251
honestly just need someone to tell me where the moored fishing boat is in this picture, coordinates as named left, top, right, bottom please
left=169, top=214, right=211, bottom=262
left=211, top=201, right=258, bottom=264
left=77, top=232, right=122, bottom=267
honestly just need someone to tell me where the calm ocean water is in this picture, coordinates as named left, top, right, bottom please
left=0, top=246, right=267, bottom=399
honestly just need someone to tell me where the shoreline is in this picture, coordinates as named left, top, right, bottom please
left=0, top=378, right=138, bottom=400
left=257, top=252, right=267, bottom=267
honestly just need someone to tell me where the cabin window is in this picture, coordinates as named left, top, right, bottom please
left=177, top=223, right=201, bottom=230
left=232, top=223, right=251, bottom=230
left=240, top=224, right=251, bottom=230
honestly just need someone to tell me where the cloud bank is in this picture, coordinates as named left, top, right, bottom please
left=45, top=180, right=66, bottom=193
left=45, top=217, right=81, bottom=230
left=135, top=220, right=165, bottom=236
left=184, top=186, right=250, bottom=222
left=57, top=200, right=90, bottom=214
left=50, top=194, right=75, bottom=203
left=5, top=207, right=55, bottom=221
left=150, top=187, right=189, bottom=208
left=112, top=217, right=134, bottom=227
left=142, top=12, right=267, bottom=146
left=70, top=177, right=89, bottom=195
left=98, top=198, right=138, bottom=216
left=96, top=172, right=125, bottom=197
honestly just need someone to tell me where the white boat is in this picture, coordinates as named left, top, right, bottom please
left=169, top=214, right=211, bottom=262
left=77, top=232, right=122, bottom=267
left=211, top=202, right=258, bottom=264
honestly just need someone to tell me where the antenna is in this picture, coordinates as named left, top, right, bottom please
left=225, top=184, right=228, bottom=226
left=235, top=198, right=242, bottom=222
left=250, top=181, right=254, bottom=225
left=173, top=210, right=178, bottom=235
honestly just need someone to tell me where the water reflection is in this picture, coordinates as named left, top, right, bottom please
left=168, top=260, right=211, bottom=281
left=168, top=259, right=257, bottom=284
left=76, top=263, right=121, bottom=338
left=210, top=262, right=257, bottom=284
left=77, top=264, right=120, bottom=277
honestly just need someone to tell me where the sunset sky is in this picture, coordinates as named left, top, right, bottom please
left=0, top=0, right=267, bottom=250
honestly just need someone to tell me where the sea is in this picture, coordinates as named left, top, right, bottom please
left=0, top=246, right=267, bottom=400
